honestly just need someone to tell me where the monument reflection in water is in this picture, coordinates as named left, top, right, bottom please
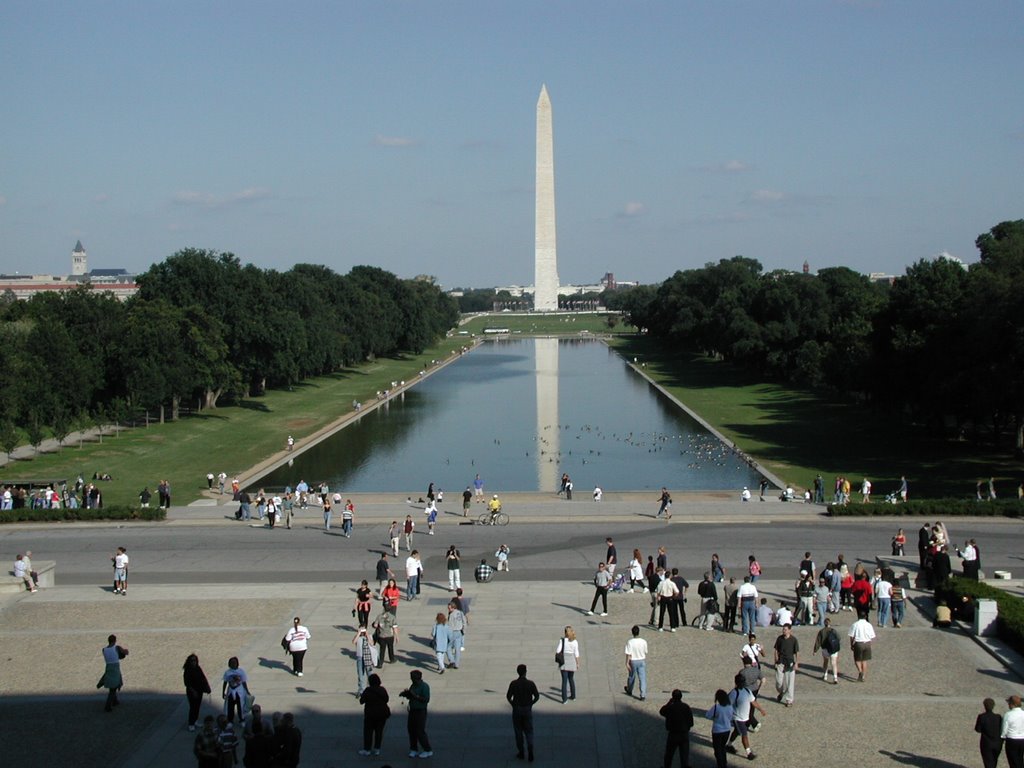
left=258, top=338, right=763, bottom=493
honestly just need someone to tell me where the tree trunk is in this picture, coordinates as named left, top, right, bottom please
left=204, top=388, right=222, bottom=409
left=159, top=404, right=165, bottom=425
left=171, top=395, right=180, bottom=421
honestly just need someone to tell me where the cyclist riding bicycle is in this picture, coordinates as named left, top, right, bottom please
left=486, top=494, right=503, bottom=525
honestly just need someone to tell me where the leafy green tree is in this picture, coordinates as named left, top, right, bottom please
left=51, top=405, right=72, bottom=451
left=25, top=413, right=44, bottom=455
left=0, top=420, right=19, bottom=461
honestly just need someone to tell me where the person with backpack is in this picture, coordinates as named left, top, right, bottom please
left=813, top=617, right=841, bottom=683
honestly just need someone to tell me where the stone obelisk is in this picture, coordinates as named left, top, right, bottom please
left=534, top=84, right=559, bottom=311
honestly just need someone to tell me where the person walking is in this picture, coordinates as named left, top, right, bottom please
left=660, top=689, right=694, bottom=768
left=389, top=521, right=401, bottom=557
left=556, top=626, right=581, bottom=703
left=506, top=664, right=540, bottom=762
left=371, top=609, right=399, bottom=666
left=354, top=580, right=373, bottom=627
left=401, top=670, right=432, bottom=758
left=353, top=625, right=378, bottom=694
left=375, top=552, right=394, bottom=596
left=726, top=672, right=767, bottom=760
left=99, top=634, right=128, bottom=712
left=112, top=546, right=129, bottom=596
left=586, top=562, right=612, bottom=616
left=403, top=515, right=415, bottom=552
left=430, top=612, right=451, bottom=674
left=220, top=656, right=250, bottom=725
left=462, top=486, right=472, bottom=517
left=446, top=600, right=466, bottom=669
left=446, top=545, right=462, bottom=591
left=813, top=618, right=841, bottom=683
left=405, top=550, right=421, bottom=601
left=705, top=689, right=735, bottom=768
left=358, top=673, right=390, bottom=757
left=283, top=617, right=310, bottom=677
left=342, top=499, right=355, bottom=537
left=975, top=697, right=1003, bottom=768
left=773, top=624, right=799, bottom=707
left=193, top=715, right=220, bottom=768
left=656, top=487, right=672, bottom=519
left=1003, top=695, right=1024, bottom=768
left=849, top=613, right=877, bottom=682
left=381, top=578, right=401, bottom=614
left=623, top=625, right=648, bottom=701
left=183, top=653, right=212, bottom=731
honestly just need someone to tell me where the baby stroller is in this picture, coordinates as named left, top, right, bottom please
left=610, top=573, right=627, bottom=593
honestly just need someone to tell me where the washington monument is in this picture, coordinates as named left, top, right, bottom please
left=534, top=84, right=559, bottom=311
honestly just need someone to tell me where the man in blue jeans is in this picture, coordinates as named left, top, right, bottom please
left=624, top=625, right=648, bottom=700
left=737, top=576, right=758, bottom=636
left=405, top=551, right=421, bottom=600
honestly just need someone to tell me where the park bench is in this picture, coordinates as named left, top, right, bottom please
left=1, top=560, right=56, bottom=595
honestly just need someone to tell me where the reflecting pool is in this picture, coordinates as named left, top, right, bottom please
left=258, top=338, right=762, bottom=493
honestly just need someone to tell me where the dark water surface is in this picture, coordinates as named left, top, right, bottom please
left=259, top=338, right=763, bottom=493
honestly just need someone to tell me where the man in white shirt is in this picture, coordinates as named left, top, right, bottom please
left=957, top=539, right=980, bottom=580
left=623, top=625, right=648, bottom=701
left=775, top=604, right=793, bottom=627
left=736, top=578, right=759, bottom=636
left=656, top=572, right=681, bottom=632
left=405, top=551, right=422, bottom=601
left=848, top=616, right=877, bottom=682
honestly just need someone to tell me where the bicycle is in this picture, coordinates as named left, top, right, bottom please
left=477, top=510, right=509, bottom=526
left=691, top=600, right=726, bottom=630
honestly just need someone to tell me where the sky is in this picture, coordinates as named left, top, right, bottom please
left=2, top=1, right=1022, bottom=290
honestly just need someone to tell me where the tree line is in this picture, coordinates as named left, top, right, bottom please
left=0, top=249, right=459, bottom=450
left=613, top=220, right=1024, bottom=451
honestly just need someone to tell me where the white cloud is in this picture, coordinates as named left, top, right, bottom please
left=172, top=187, right=271, bottom=210
left=92, top=193, right=110, bottom=204
left=696, top=159, right=752, bottom=173
left=748, top=188, right=786, bottom=203
left=374, top=134, right=419, bottom=148
left=621, top=201, right=645, bottom=217
left=0, top=195, right=7, bottom=206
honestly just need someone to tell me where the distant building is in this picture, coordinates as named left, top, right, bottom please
left=0, top=242, right=138, bottom=301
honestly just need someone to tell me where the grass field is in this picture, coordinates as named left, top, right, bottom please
left=458, top=311, right=632, bottom=336
left=610, top=335, right=1020, bottom=499
left=0, top=337, right=469, bottom=507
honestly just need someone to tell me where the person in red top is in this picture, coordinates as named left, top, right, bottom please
left=381, top=579, right=401, bottom=614
left=851, top=573, right=873, bottom=621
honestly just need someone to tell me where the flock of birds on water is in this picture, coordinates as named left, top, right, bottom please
left=474, top=423, right=757, bottom=471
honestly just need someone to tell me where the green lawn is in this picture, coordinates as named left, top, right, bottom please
left=458, top=311, right=632, bottom=336
left=610, top=336, right=1020, bottom=499
left=1, top=338, right=468, bottom=506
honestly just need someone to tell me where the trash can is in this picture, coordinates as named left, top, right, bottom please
left=974, top=598, right=998, bottom=637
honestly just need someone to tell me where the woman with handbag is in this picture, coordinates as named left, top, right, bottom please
left=556, top=626, right=581, bottom=704
left=353, top=625, right=378, bottom=694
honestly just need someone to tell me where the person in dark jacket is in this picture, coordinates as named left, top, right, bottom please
left=975, top=697, right=1003, bottom=768
left=270, top=712, right=301, bottom=768
left=660, top=689, right=694, bottom=768
left=183, top=653, right=212, bottom=731
left=358, top=674, right=391, bottom=756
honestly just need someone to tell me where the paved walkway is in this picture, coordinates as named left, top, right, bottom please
left=2, top=570, right=1022, bottom=768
